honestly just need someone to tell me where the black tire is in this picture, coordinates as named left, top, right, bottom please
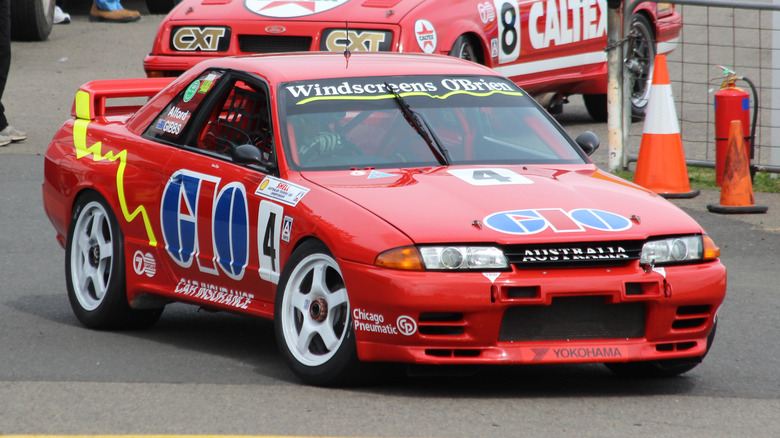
left=449, top=35, right=481, bottom=64
left=583, top=14, right=657, bottom=123
left=65, top=192, right=162, bottom=330
left=582, top=94, right=608, bottom=123
left=605, top=320, right=718, bottom=378
left=625, top=14, right=656, bottom=121
left=274, top=240, right=364, bottom=386
left=146, top=0, right=182, bottom=14
left=10, top=0, right=54, bottom=42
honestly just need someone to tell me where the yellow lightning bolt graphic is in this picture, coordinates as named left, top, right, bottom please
left=73, top=90, right=158, bottom=246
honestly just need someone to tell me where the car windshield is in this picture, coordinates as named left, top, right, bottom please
left=279, top=75, right=587, bottom=170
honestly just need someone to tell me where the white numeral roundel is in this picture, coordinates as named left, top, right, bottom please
left=494, top=0, right=520, bottom=64
left=258, top=200, right=283, bottom=284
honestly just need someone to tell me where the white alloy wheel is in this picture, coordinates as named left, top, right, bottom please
left=69, top=200, right=115, bottom=311
left=65, top=192, right=163, bottom=329
left=279, top=252, right=350, bottom=366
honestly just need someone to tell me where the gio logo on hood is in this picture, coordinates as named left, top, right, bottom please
left=484, top=208, right=632, bottom=235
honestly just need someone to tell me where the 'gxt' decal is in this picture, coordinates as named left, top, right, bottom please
left=73, top=90, right=158, bottom=246
left=172, top=27, right=227, bottom=51
left=322, top=29, right=390, bottom=52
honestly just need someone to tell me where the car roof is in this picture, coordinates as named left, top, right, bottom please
left=192, top=52, right=500, bottom=84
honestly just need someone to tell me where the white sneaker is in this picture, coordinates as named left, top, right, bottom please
left=0, top=125, right=27, bottom=142
left=0, top=134, right=10, bottom=147
left=54, top=6, right=71, bottom=24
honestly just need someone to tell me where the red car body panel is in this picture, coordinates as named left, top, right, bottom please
left=44, top=53, right=724, bottom=375
left=144, top=0, right=680, bottom=97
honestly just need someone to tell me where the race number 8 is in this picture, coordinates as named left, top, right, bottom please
left=495, top=0, right=520, bottom=64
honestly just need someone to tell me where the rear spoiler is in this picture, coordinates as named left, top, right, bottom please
left=71, top=77, right=176, bottom=120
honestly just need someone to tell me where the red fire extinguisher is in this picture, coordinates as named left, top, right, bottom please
left=714, top=66, right=756, bottom=186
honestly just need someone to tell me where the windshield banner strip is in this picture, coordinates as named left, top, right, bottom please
left=295, top=89, right=524, bottom=105
left=284, top=76, right=523, bottom=106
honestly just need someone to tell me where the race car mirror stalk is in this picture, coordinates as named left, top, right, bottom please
left=575, top=131, right=600, bottom=156
left=232, top=143, right=267, bottom=168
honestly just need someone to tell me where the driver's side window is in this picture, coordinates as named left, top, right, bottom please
left=198, top=79, right=273, bottom=165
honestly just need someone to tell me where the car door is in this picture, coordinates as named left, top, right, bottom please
left=153, top=70, right=282, bottom=316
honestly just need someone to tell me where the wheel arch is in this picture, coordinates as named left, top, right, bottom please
left=439, top=23, right=488, bottom=66
left=69, top=186, right=121, bottom=229
left=446, top=31, right=487, bottom=63
left=633, top=9, right=657, bottom=40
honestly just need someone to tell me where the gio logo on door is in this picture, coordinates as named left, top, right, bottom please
left=161, top=170, right=283, bottom=284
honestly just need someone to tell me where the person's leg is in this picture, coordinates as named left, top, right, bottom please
left=93, top=0, right=121, bottom=11
left=0, top=0, right=24, bottom=145
left=0, top=0, right=12, bottom=132
left=91, top=0, right=140, bottom=22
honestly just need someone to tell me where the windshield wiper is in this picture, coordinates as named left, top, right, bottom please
left=383, top=82, right=450, bottom=165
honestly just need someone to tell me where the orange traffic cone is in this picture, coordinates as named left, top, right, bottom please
left=633, top=54, right=699, bottom=198
left=707, top=120, right=767, bottom=214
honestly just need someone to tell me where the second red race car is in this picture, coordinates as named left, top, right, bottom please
left=143, top=0, right=681, bottom=121
left=45, top=52, right=723, bottom=386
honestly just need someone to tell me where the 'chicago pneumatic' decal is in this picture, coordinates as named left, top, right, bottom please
left=353, top=308, right=417, bottom=336
left=245, top=0, right=349, bottom=18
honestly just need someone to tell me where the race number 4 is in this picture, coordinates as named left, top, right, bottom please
left=448, top=168, right=533, bottom=185
left=258, top=200, right=283, bottom=284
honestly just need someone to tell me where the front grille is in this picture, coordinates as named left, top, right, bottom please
left=238, top=35, right=312, bottom=53
left=503, top=240, right=643, bottom=268
left=672, top=305, right=711, bottom=330
left=418, top=312, right=464, bottom=336
left=498, top=296, right=646, bottom=341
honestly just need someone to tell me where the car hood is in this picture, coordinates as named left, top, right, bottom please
left=169, top=0, right=426, bottom=24
left=301, top=165, right=704, bottom=244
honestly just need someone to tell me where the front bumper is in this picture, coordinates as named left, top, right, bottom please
left=340, top=259, right=726, bottom=365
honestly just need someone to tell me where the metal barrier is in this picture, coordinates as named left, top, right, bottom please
left=611, top=0, right=780, bottom=174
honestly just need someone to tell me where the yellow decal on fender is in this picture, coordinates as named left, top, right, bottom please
left=73, top=90, right=158, bottom=246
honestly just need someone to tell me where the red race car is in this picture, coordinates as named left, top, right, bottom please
left=143, top=0, right=680, bottom=121
left=44, top=52, right=724, bottom=385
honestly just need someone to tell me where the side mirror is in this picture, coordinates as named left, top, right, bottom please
left=575, top=131, right=599, bottom=156
left=232, top=143, right=264, bottom=165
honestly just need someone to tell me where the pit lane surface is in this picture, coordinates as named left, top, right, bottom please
left=1, top=3, right=778, bottom=436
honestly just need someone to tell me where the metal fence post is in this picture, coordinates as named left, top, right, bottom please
left=774, top=0, right=780, bottom=173
left=607, top=0, right=625, bottom=172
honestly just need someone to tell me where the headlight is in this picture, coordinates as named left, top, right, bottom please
left=640, top=235, right=720, bottom=265
left=376, top=246, right=508, bottom=271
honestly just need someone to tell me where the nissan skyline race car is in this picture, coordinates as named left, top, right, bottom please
left=43, top=52, right=725, bottom=386
left=142, top=0, right=681, bottom=122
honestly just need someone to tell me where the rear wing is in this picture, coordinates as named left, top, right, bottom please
left=71, top=77, right=176, bottom=120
